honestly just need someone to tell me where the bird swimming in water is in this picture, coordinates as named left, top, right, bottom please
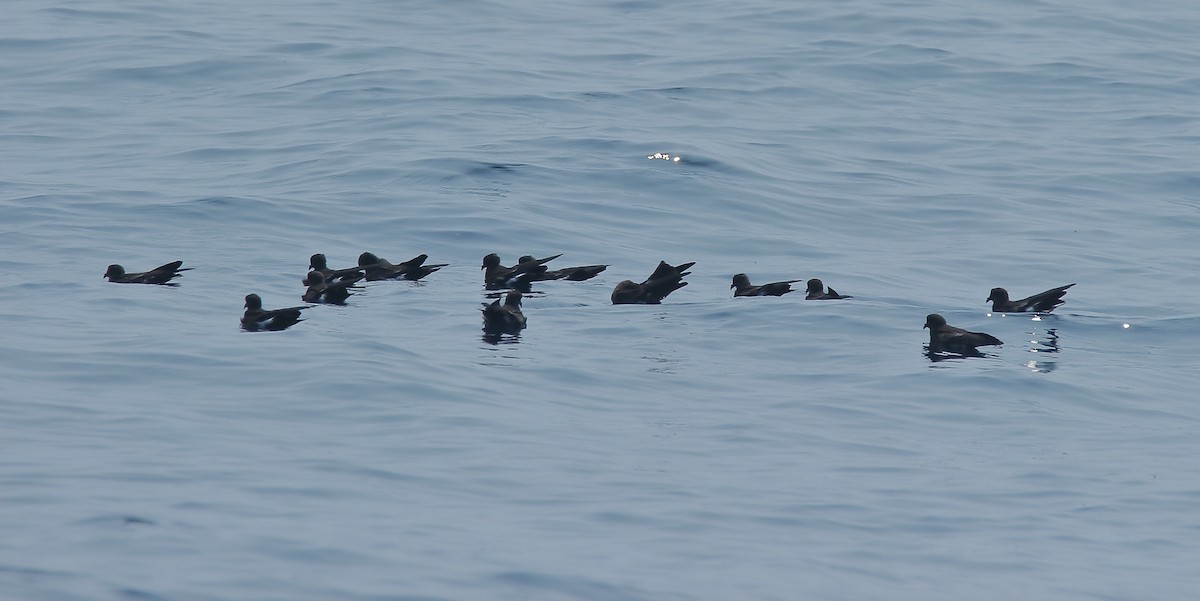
left=731, top=273, right=802, bottom=297
left=481, top=253, right=562, bottom=290
left=302, top=271, right=364, bottom=304
left=987, top=283, right=1075, bottom=313
left=307, top=253, right=364, bottom=282
left=481, top=290, right=527, bottom=334
left=242, top=294, right=312, bottom=331
left=104, top=261, right=192, bottom=286
left=358, top=252, right=446, bottom=281
left=805, top=278, right=851, bottom=300
left=611, top=260, right=694, bottom=304
left=516, top=255, right=608, bottom=282
left=924, top=313, right=1003, bottom=355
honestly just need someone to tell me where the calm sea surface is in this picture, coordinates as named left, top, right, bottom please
left=3, top=0, right=1200, bottom=599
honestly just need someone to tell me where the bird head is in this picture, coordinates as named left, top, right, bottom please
left=924, top=314, right=946, bottom=330
left=358, top=252, right=381, bottom=267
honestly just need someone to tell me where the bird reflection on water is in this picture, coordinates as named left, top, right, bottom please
left=481, top=331, right=521, bottom=346
left=1025, top=327, right=1060, bottom=373
left=924, top=345, right=996, bottom=362
left=925, top=323, right=1062, bottom=370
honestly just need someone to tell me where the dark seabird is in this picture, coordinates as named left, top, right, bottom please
left=358, top=252, right=447, bottom=281
left=481, top=290, right=527, bottom=334
left=731, top=273, right=802, bottom=297
left=307, top=253, right=364, bottom=282
left=104, top=261, right=192, bottom=285
left=481, top=253, right=562, bottom=290
left=805, top=278, right=852, bottom=300
left=987, top=283, right=1075, bottom=313
left=611, top=260, right=695, bottom=304
left=242, top=293, right=311, bottom=331
left=302, top=271, right=364, bottom=304
left=924, top=313, right=1003, bottom=355
left=517, top=255, right=608, bottom=282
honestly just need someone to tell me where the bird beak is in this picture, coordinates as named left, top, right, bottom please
left=923, top=324, right=928, bottom=329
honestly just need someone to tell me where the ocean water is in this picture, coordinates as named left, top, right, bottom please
left=3, top=0, right=1200, bottom=599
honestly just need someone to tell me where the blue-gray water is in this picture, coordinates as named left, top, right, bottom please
left=3, top=0, right=1200, bottom=599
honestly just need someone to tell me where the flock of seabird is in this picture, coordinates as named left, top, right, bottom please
left=104, top=254, right=1075, bottom=355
